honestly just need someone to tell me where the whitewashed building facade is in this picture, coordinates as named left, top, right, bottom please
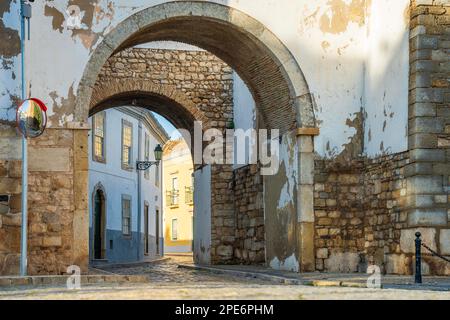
left=88, top=107, right=169, bottom=264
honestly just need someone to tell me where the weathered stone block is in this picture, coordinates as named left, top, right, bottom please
left=298, top=136, right=313, bottom=153
left=408, top=133, right=438, bottom=148
left=7, top=161, right=22, bottom=178
left=299, top=222, right=314, bottom=272
left=408, top=209, right=448, bottom=226
left=434, top=194, right=447, bottom=204
left=407, top=175, right=443, bottom=194
left=28, top=147, right=71, bottom=172
left=298, top=184, right=314, bottom=223
left=324, top=252, right=359, bottom=273
left=385, top=254, right=412, bottom=275
left=401, top=228, right=437, bottom=253
left=439, top=229, right=450, bottom=255
left=409, top=149, right=446, bottom=162
left=409, top=117, right=445, bottom=134
left=406, top=194, right=435, bottom=207
left=0, top=178, right=21, bottom=194
left=316, top=248, right=328, bottom=259
left=409, top=103, right=436, bottom=118
left=2, top=213, right=21, bottom=227
left=216, top=245, right=233, bottom=257
left=42, top=236, right=62, bottom=247
left=299, top=153, right=314, bottom=185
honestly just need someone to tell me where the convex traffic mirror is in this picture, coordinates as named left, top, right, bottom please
left=16, top=98, right=48, bottom=138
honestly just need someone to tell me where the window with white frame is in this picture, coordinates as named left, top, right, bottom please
left=92, top=112, right=106, bottom=162
left=171, top=176, right=179, bottom=205
left=171, top=219, right=178, bottom=240
left=121, top=120, right=133, bottom=169
left=122, top=196, right=131, bottom=236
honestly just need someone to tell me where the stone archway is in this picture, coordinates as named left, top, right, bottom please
left=90, top=78, right=210, bottom=136
left=74, top=1, right=318, bottom=272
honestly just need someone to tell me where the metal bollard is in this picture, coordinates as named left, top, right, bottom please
left=415, top=232, right=422, bottom=284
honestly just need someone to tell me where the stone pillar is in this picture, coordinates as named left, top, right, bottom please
left=405, top=0, right=450, bottom=274
left=71, top=123, right=90, bottom=272
left=297, top=128, right=319, bottom=272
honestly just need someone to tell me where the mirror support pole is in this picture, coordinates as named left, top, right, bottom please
left=19, top=0, right=28, bottom=276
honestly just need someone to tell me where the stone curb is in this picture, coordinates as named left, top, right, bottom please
left=0, top=274, right=150, bottom=288
left=93, top=257, right=171, bottom=269
left=178, top=264, right=370, bottom=288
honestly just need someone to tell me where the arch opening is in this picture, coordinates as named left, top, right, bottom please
left=76, top=1, right=316, bottom=271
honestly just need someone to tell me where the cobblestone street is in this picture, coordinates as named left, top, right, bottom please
left=0, top=256, right=449, bottom=300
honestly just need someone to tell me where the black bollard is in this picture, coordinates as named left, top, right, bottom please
left=415, top=232, right=422, bottom=284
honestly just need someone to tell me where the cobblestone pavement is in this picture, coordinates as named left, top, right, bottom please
left=0, top=256, right=449, bottom=300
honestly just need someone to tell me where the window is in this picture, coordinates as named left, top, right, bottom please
left=166, top=176, right=179, bottom=206
left=172, top=177, right=178, bottom=191
left=185, top=174, right=194, bottom=204
left=121, top=120, right=133, bottom=169
left=171, top=219, right=178, bottom=240
left=122, top=196, right=131, bottom=236
left=144, top=133, right=150, bottom=180
left=172, top=177, right=179, bottom=205
left=92, top=112, right=105, bottom=162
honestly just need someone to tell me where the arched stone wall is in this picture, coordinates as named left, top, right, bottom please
left=75, top=1, right=315, bottom=130
left=73, top=1, right=317, bottom=271
left=90, top=79, right=209, bottom=132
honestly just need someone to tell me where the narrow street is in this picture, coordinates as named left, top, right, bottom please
left=0, top=256, right=449, bottom=300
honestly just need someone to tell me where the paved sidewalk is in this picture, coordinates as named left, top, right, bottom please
left=178, top=263, right=450, bottom=291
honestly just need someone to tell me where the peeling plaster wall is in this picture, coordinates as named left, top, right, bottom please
left=0, top=0, right=411, bottom=159
left=364, top=0, right=410, bottom=156
left=265, top=131, right=299, bottom=272
left=232, top=71, right=256, bottom=170
left=0, top=0, right=21, bottom=122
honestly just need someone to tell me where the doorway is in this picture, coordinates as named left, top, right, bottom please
left=93, top=189, right=106, bottom=260
left=155, top=208, right=160, bottom=255
left=144, top=203, right=149, bottom=255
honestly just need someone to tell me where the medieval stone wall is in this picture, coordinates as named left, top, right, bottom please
left=312, top=0, right=450, bottom=276
left=404, top=0, right=450, bottom=275
left=0, top=47, right=237, bottom=275
left=26, top=129, right=76, bottom=275
left=0, top=125, right=22, bottom=275
left=0, top=127, right=87, bottom=275
left=97, top=47, right=234, bottom=130
left=98, top=47, right=237, bottom=265
left=314, top=153, right=410, bottom=274
left=233, top=164, right=265, bottom=264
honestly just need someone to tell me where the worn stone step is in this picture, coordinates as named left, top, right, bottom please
left=0, top=274, right=149, bottom=287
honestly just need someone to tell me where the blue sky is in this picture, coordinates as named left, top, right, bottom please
left=152, top=112, right=180, bottom=139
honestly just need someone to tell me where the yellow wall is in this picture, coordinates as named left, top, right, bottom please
left=163, top=139, right=194, bottom=252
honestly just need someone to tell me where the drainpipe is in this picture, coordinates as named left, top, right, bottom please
left=136, top=119, right=142, bottom=261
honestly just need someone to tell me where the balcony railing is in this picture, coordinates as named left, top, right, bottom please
left=166, top=189, right=179, bottom=206
left=185, top=186, right=193, bottom=204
